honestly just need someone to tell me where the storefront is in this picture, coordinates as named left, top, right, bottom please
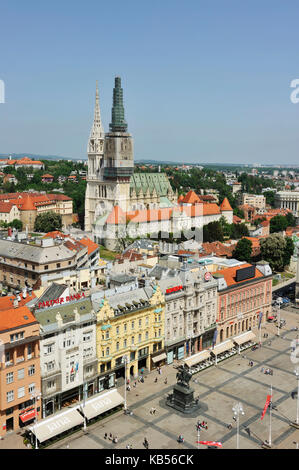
left=151, top=352, right=167, bottom=369
left=201, top=328, right=216, bottom=350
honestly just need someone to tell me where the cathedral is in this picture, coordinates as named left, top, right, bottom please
left=84, top=77, right=178, bottom=234
left=84, top=77, right=233, bottom=250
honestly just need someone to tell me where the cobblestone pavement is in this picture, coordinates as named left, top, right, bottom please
left=2, top=307, right=299, bottom=450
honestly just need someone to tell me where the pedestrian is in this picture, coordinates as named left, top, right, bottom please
left=104, top=432, right=107, bottom=439
left=164, top=378, right=167, bottom=385
left=149, top=407, right=154, bottom=415
left=133, top=381, right=137, bottom=388
left=143, top=437, right=149, bottom=449
left=153, top=408, right=156, bottom=415
left=154, top=377, right=158, bottom=383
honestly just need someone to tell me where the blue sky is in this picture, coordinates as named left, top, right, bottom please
left=1, top=0, right=299, bottom=164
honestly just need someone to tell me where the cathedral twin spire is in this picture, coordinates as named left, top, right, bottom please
left=89, top=80, right=105, bottom=140
left=89, top=76, right=128, bottom=141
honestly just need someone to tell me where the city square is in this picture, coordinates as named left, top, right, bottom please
left=41, top=308, right=299, bottom=450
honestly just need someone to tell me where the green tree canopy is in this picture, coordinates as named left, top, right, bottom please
left=260, top=234, right=287, bottom=272
left=203, top=221, right=224, bottom=242
left=270, top=215, right=288, bottom=233
left=34, top=211, right=62, bottom=233
left=9, top=219, right=23, bottom=230
left=232, top=238, right=252, bottom=262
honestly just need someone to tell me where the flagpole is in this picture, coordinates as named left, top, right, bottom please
left=269, top=383, right=272, bottom=447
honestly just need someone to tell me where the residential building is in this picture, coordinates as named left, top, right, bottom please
left=32, top=296, right=98, bottom=417
left=0, top=238, right=88, bottom=290
left=0, top=305, right=40, bottom=437
left=149, top=261, right=218, bottom=362
left=212, top=261, right=272, bottom=343
left=238, top=193, right=266, bottom=210
left=93, top=285, right=165, bottom=388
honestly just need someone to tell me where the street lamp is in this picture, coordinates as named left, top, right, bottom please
left=232, top=402, right=244, bottom=449
left=276, top=302, right=281, bottom=337
left=81, top=382, right=88, bottom=431
left=292, top=367, right=299, bottom=428
left=31, top=389, right=41, bottom=449
left=122, top=355, right=128, bottom=411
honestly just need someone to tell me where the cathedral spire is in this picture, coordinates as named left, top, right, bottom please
left=109, top=76, right=128, bottom=132
left=90, top=80, right=104, bottom=139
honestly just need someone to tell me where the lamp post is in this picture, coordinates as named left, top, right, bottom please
left=291, top=367, right=299, bottom=428
left=81, top=382, right=88, bottom=431
left=31, top=389, right=41, bottom=450
left=276, top=302, right=281, bottom=337
left=232, top=402, right=244, bottom=449
left=122, top=355, right=128, bottom=411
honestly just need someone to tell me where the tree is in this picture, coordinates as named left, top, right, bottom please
left=34, top=211, right=62, bottom=233
left=260, top=234, right=286, bottom=272
left=9, top=219, right=23, bottom=230
left=270, top=215, right=288, bottom=233
left=232, top=238, right=252, bottom=262
left=203, top=221, right=224, bottom=242
left=231, top=223, right=249, bottom=239
left=286, top=212, right=296, bottom=227
left=283, top=237, right=295, bottom=267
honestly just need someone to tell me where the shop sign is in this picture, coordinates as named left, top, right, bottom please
left=38, top=292, right=85, bottom=309
left=166, top=285, right=183, bottom=294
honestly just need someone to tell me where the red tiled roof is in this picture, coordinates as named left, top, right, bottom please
left=0, top=202, right=15, bottom=213
left=233, top=215, right=242, bottom=224
left=0, top=305, right=37, bottom=330
left=79, top=237, right=99, bottom=255
left=213, top=263, right=264, bottom=287
left=181, top=190, right=201, bottom=204
left=220, top=197, right=233, bottom=211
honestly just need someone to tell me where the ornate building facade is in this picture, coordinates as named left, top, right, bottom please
left=84, top=78, right=177, bottom=233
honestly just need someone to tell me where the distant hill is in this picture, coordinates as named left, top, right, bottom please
left=0, top=153, right=86, bottom=162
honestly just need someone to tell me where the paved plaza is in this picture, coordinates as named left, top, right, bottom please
left=1, top=307, right=299, bottom=450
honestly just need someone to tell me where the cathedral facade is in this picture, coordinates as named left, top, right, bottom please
left=84, top=77, right=177, bottom=234
left=84, top=78, right=233, bottom=250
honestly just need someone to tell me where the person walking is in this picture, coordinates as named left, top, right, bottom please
left=143, top=437, right=149, bottom=449
left=164, top=378, right=167, bottom=385
left=154, top=377, right=158, bottom=383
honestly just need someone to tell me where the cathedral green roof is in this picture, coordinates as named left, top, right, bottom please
left=130, top=173, right=173, bottom=197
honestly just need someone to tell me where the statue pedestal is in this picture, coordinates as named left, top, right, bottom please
left=166, top=384, right=200, bottom=414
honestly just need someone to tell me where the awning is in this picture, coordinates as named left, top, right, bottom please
left=233, top=331, right=256, bottom=345
left=29, top=408, right=84, bottom=443
left=211, top=339, right=234, bottom=356
left=152, top=352, right=167, bottom=363
left=80, top=389, right=124, bottom=421
left=184, top=350, right=211, bottom=368
left=20, top=409, right=36, bottom=423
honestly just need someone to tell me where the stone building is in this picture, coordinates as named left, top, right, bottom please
left=84, top=78, right=177, bottom=233
left=0, top=238, right=88, bottom=290
left=148, top=260, right=218, bottom=363
left=93, top=285, right=165, bottom=387
left=32, top=297, right=98, bottom=417
left=275, top=191, right=299, bottom=221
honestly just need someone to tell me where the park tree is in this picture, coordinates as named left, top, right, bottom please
left=283, top=237, right=295, bottom=267
left=34, top=211, right=62, bottom=233
left=260, top=234, right=286, bottom=272
left=9, top=219, right=23, bottom=230
left=286, top=212, right=296, bottom=227
left=203, top=221, right=224, bottom=243
left=232, top=238, right=252, bottom=262
left=270, top=215, right=288, bottom=233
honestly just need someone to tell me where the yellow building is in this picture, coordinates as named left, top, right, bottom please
left=95, top=285, right=165, bottom=390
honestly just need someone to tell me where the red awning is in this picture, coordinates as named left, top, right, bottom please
left=19, top=409, right=36, bottom=423
left=268, top=316, right=274, bottom=320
